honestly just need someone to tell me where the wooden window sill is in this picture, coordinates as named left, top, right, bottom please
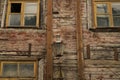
left=89, top=27, right=120, bottom=32
left=4, top=26, right=41, bottom=29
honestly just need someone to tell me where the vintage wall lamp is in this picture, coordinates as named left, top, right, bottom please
left=52, top=29, right=65, bottom=80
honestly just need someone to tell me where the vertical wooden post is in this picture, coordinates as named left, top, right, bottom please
left=28, top=43, right=32, bottom=57
left=76, top=0, right=85, bottom=80
left=89, top=73, right=92, bottom=80
left=86, top=45, right=90, bottom=59
left=113, top=48, right=118, bottom=61
left=46, top=0, right=53, bottom=80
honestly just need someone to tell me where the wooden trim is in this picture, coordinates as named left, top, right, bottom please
left=46, top=0, right=53, bottom=80
left=86, top=45, right=90, bottom=59
left=6, top=1, right=10, bottom=26
left=6, top=0, right=40, bottom=27
left=76, top=0, right=84, bottom=80
left=0, top=62, right=1, bottom=76
left=89, top=27, right=120, bottom=32
left=113, top=48, right=119, bottom=61
left=36, top=59, right=39, bottom=80
left=93, top=1, right=120, bottom=28
left=37, top=0, right=40, bottom=28
left=0, top=61, right=37, bottom=79
left=92, top=0, right=96, bottom=28
left=21, top=2, right=24, bottom=26
left=1, top=0, right=7, bottom=28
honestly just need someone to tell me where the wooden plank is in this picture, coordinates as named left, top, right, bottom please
left=45, top=0, right=53, bottom=80
left=76, top=0, right=85, bottom=80
left=113, top=48, right=119, bottom=61
left=86, top=45, right=91, bottom=59
left=28, top=43, right=32, bottom=57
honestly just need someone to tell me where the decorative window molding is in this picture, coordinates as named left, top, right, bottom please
left=6, top=0, right=40, bottom=28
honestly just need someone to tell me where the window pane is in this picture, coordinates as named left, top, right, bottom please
left=25, top=3, right=37, bottom=13
left=19, top=63, right=34, bottom=77
left=2, top=63, right=17, bottom=77
left=112, top=3, right=120, bottom=15
left=9, top=14, right=20, bottom=26
left=97, top=15, right=109, bottom=27
left=97, top=4, right=108, bottom=13
left=24, top=15, right=36, bottom=26
left=11, top=3, right=21, bottom=13
left=113, top=16, right=120, bottom=26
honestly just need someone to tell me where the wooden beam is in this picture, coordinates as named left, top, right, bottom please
left=46, top=0, right=53, bottom=80
left=28, top=43, right=32, bottom=57
left=76, top=0, right=85, bottom=80
left=86, top=45, right=90, bottom=59
left=113, top=48, right=119, bottom=61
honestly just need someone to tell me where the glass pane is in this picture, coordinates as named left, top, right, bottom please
left=11, top=3, right=21, bottom=13
left=97, top=15, right=109, bottom=27
left=25, top=3, right=37, bottom=13
left=113, top=16, right=120, bottom=26
left=97, top=4, right=107, bottom=13
left=24, top=15, right=36, bottom=26
left=19, top=63, right=34, bottom=77
left=9, top=14, right=20, bottom=26
left=112, top=3, right=120, bottom=15
left=2, top=63, right=17, bottom=77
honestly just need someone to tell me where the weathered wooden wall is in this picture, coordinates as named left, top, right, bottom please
left=52, top=0, right=78, bottom=80
left=83, top=0, right=120, bottom=80
left=0, top=1, right=46, bottom=80
left=0, top=0, right=120, bottom=80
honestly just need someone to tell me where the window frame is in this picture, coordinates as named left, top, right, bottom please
left=6, top=0, right=40, bottom=28
left=93, top=0, right=120, bottom=28
left=0, top=61, right=37, bottom=80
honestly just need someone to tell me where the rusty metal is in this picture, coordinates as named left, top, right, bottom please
left=46, top=0, right=53, bottom=80
left=76, top=0, right=85, bottom=80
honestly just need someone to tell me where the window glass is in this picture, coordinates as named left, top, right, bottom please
left=97, top=4, right=108, bottom=13
left=2, top=63, right=17, bottom=77
left=19, top=63, right=34, bottom=77
left=24, top=15, right=36, bottom=26
left=7, top=1, right=39, bottom=27
left=11, top=3, right=21, bottom=13
left=112, top=3, right=120, bottom=15
left=113, top=16, right=120, bottom=26
left=9, top=14, right=21, bottom=26
left=97, top=15, right=109, bottom=27
left=25, top=3, right=37, bottom=13
left=112, top=3, right=120, bottom=26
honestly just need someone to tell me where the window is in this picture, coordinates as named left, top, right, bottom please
left=94, top=0, right=120, bottom=27
left=0, top=61, right=37, bottom=80
left=6, top=0, right=40, bottom=27
left=24, top=3, right=37, bottom=26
